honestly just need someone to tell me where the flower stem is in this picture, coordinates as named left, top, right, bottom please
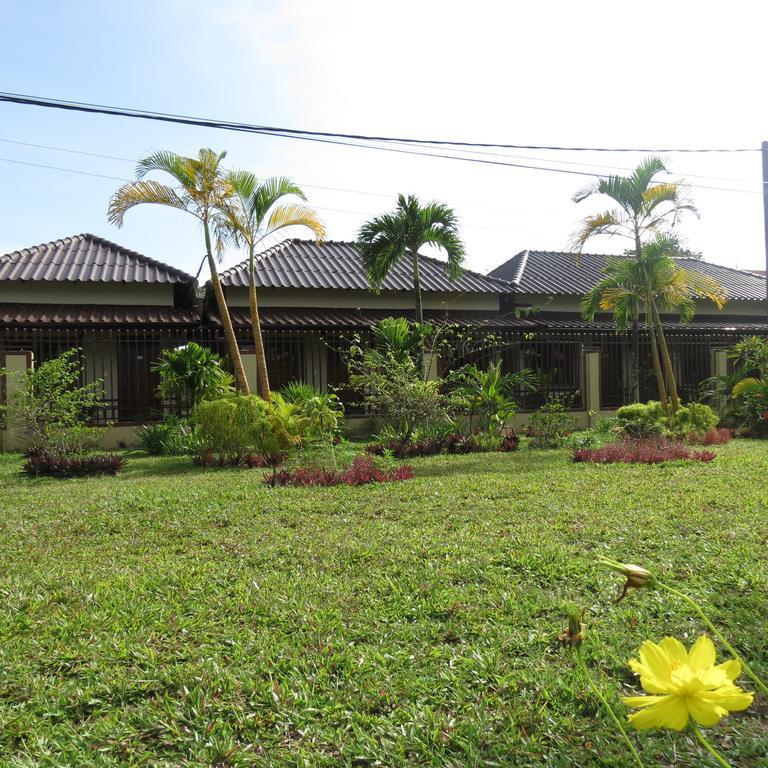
left=657, top=581, right=768, bottom=698
left=574, top=648, right=645, bottom=768
left=690, top=722, right=733, bottom=768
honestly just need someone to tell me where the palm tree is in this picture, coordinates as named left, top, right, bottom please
left=571, top=156, right=698, bottom=402
left=357, top=194, right=465, bottom=324
left=107, top=149, right=250, bottom=393
left=223, top=173, right=325, bottom=400
left=582, top=235, right=725, bottom=413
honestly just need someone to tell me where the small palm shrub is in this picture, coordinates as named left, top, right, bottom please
left=136, top=417, right=197, bottom=456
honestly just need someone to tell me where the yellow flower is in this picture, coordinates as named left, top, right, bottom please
left=623, top=635, right=753, bottom=731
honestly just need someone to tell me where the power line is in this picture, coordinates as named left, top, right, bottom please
left=0, top=135, right=760, bottom=186
left=0, top=91, right=760, bottom=153
left=0, top=133, right=761, bottom=197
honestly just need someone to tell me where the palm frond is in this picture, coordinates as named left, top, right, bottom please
left=107, top=181, right=189, bottom=226
left=569, top=210, right=626, bottom=251
left=357, top=213, right=407, bottom=291
left=264, top=204, right=326, bottom=241
left=678, top=268, right=727, bottom=309
left=135, top=150, right=196, bottom=188
left=732, top=377, right=768, bottom=398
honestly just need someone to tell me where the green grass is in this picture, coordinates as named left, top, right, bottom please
left=0, top=442, right=766, bottom=766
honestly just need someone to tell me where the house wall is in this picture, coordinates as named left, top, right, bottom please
left=0, top=282, right=174, bottom=306
left=225, top=287, right=501, bottom=312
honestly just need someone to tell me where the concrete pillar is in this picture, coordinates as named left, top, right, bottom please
left=241, top=351, right=259, bottom=394
left=1, top=351, right=34, bottom=452
left=584, top=350, right=601, bottom=426
left=711, top=348, right=729, bottom=411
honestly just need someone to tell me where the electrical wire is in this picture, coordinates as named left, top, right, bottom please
left=0, top=91, right=760, bottom=153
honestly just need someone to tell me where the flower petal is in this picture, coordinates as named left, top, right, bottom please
left=659, top=637, right=687, bottom=666
left=628, top=695, right=689, bottom=731
left=700, top=685, right=755, bottom=713
left=687, top=635, right=716, bottom=671
left=688, top=692, right=727, bottom=727
left=622, top=695, right=668, bottom=708
left=715, top=658, right=742, bottom=681
left=638, top=640, right=672, bottom=681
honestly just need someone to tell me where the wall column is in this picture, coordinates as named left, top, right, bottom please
left=584, top=349, right=601, bottom=426
left=241, top=351, right=259, bottom=395
left=1, top=351, right=34, bottom=452
left=711, top=347, right=729, bottom=411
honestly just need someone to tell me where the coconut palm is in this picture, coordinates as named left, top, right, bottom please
left=571, top=156, right=698, bottom=402
left=108, top=149, right=250, bottom=393
left=582, top=235, right=725, bottom=413
left=222, top=173, right=325, bottom=400
left=357, top=194, right=465, bottom=324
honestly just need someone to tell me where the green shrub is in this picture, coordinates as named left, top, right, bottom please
left=194, top=395, right=302, bottom=458
left=136, top=417, right=197, bottom=456
left=615, top=401, right=667, bottom=436
left=279, top=381, right=345, bottom=442
left=675, top=402, right=719, bottom=435
left=3, top=349, right=105, bottom=454
left=526, top=396, right=577, bottom=448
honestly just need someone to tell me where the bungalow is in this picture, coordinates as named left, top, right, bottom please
left=0, top=234, right=765, bottom=447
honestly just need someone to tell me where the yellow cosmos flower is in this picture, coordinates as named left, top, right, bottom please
left=623, top=635, right=753, bottom=731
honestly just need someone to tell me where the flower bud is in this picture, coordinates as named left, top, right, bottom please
left=597, top=557, right=655, bottom=601
left=559, top=608, right=585, bottom=649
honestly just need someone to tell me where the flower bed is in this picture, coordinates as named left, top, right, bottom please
left=23, top=452, right=127, bottom=477
left=572, top=437, right=716, bottom=465
left=264, top=455, right=414, bottom=487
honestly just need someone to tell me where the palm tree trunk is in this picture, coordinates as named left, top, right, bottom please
left=646, top=294, right=669, bottom=415
left=204, top=222, right=250, bottom=394
left=411, top=248, right=424, bottom=324
left=411, top=248, right=426, bottom=377
left=651, top=301, right=680, bottom=414
left=248, top=245, right=271, bottom=400
left=631, top=229, right=643, bottom=403
left=630, top=314, right=640, bottom=402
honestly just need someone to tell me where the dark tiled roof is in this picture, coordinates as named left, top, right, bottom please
left=489, top=250, right=768, bottom=302
left=210, top=307, right=768, bottom=333
left=218, top=238, right=511, bottom=293
left=0, top=304, right=198, bottom=325
left=0, top=234, right=194, bottom=284
left=211, top=307, right=514, bottom=328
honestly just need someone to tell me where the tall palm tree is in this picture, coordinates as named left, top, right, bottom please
left=571, top=156, right=698, bottom=402
left=357, top=194, right=465, bottom=324
left=108, top=149, right=250, bottom=393
left=582, top=235, right=725, bottom=413
left=223, top=173, right=325, bottom=400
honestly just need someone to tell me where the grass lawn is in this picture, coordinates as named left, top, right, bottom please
left=0, top=442, right=766, bottom=767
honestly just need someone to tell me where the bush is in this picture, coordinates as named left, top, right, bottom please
left=23, top=452, right=126, bottom=477
left=194, top=395, right=301, bottom=459
left=572, top=437, right=716, bottom=465
left=675, top=402, right=719, bottom=435
left=136, top=417, right=197, bottom=456
left=526, top=397, right=578, bottom=448
left=264, top=454, right=414, bottom=487
left=615, top=401, right=667, bottom=437
left=4, top=349, right=105, bottom=454
left=498, top=431, right=520, bottom=452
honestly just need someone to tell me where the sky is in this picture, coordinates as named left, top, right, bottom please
left=1, top=0, right=767, bottom=280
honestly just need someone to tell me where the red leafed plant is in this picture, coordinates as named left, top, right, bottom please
left=572, top=437, right=716, bottom=465
left=195, top=451, right=285, bottom=468
left=263, top=455, right=414, bottom=487
left=23, top=452, right=127, bottom=477
left=687, top=428, right=734, bottom=446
